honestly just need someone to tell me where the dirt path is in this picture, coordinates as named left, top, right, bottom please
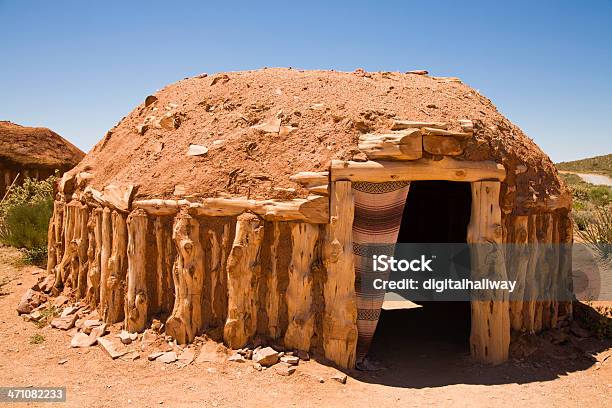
left=559, top=171, right=612, bottom=186
left=0, top=246, right=610, bottom=408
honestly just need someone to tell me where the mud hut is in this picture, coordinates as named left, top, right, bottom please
left=0, top=121, right=84, bottom=196
left=47, top=68, right=573, bottom=369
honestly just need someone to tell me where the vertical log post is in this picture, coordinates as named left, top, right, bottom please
left=166, top=213, right=206, bottom=344
left=75, top=204, right=90, bottom=298
left=223, top=213, right=264, bottom=349
left=558, top=214, right=573, bottom=320
left=100, top=210, right=128, bottom=323
left=52, top=201, right=66, bottom=283
left=535, top=213, right=553, bottom=331
left=86, top=208, right=102, bottom=306
left=153, top=217, right=175, bottom=317
left=284, top=222, right=319, bottom=351
left=322, top=181, right=358, bottom=368
left=522, top=214, right=539, bottom=332
left=468, top=181, right=510, bottom=364
left=99, top=208, right=112, bottom=316
left=46, top=205, right=58, bottom=276
left=508, top=216, right=529, bottom=331
left=550, top=214, right=561, bottom=328
left=56, top=202, right=77, bottom=288
left=206, top=222, right=231, bottom=328
left=125, top=209, right=150, bottom=332
left=265, top=222, right=282, bottom=339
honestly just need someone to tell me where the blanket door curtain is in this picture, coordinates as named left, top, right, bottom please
left=352, top=181, right=410, bottom=361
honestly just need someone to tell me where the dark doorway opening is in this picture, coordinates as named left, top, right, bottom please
left=368, top=181, right=473, bottom=369
left=397, top=180, right=472, bottom=243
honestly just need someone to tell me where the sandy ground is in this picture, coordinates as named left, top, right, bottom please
left=0, top=246, right=610, bottom=408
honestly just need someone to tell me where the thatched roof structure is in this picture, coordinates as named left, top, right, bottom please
left=66, top=68, right=567, bottom=208
left=0, top=121, right=84, bottom=170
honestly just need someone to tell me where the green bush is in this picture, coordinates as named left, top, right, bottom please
left=0, top=176, right=56, bottom=266
left=588, top=186, right=611, bottom=206
left=22, top=246, right=50, bottom=266
left=561, top=173, right=612, bottom=236
left=577, top=205, right=612, bottom=260
left=573, top=209, right=595, bottom=231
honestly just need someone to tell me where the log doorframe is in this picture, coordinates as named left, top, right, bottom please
left=325, top=158, right=508, bottom=367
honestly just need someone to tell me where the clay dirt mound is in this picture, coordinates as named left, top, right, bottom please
left=67, top=68, right=565, bottom=201
left=0, top=121, right=84, bottom=169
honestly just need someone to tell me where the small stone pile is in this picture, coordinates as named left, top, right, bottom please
left=226, top=345, right=308, bottom=377
left=18, top=276, right=347, bottom=383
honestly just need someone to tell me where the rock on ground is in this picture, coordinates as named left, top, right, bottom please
left=71, top=332, right=97, bottom=348
left=16, top=289, right=46, bottom=314
left=280, top=355, right=299, bottom=365
left=50, top=314, right=78, bottom=330
left=156, top=352, right=178, bottom=364
left=148, top=352, right=164, bottom=361
left=118, top=330, right=138, bottom=344
left=252, top=347, right=279, bottom=367
left=331, top=373, right=347, bottom=384
left=275, top=362, right=297, bottom=376
left=228, top=354, right=245, bottom=363
left=97, top=338, right=127, bottom=359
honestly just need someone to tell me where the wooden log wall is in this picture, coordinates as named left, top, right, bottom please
left=504, top=209, right=573, bottom=333
left=46, top=199, right=339, bottom=363
left=45, top=147, right=573, bottom=370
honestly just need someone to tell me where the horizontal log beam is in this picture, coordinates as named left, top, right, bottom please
left=421, top=127, right=473, bottom=139
left=289, top=171, right=329, bottom=187
left=331, top=158, right=506, bottom=182
left=308, top=184, right=329, bottom=196
left=123, top=192, right=332, bottom=223
left=431, top=76, right=462, bottom=83
left=358, top=129, right=422, bottom=160
left=391, top=120, right=447, bottom=131
left=132, top=199, right=180, bottom=216
left=133, top=195, right=329, bottom=223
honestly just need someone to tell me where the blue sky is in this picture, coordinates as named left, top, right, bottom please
left=1, top=0, right=611, bottom=162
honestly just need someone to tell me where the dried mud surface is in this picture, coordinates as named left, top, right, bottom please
left=67, top=68, right=566, bottom=201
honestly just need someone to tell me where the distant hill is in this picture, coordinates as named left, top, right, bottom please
left=556, top=154, right=612, bottom=177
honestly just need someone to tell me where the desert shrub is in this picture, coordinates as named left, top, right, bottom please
left=561, top=174, right=612, bottom=206
left=561, top=173, right=612, bottom=234
left=577, top=205, right=612, bottom=259
left=588, top=186, right=611, bottom=206
left=34, top=304, right=60, bottom=328
left=573, top=209, right=595, bottom=231
left=0, top=176, right=56, bottom=266
left=29, top=333, right=45, bottom=344
left=22, top=246, right=50, bottom=266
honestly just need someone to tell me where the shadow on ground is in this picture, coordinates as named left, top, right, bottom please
left=348, top=302, right=611, bottom=388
